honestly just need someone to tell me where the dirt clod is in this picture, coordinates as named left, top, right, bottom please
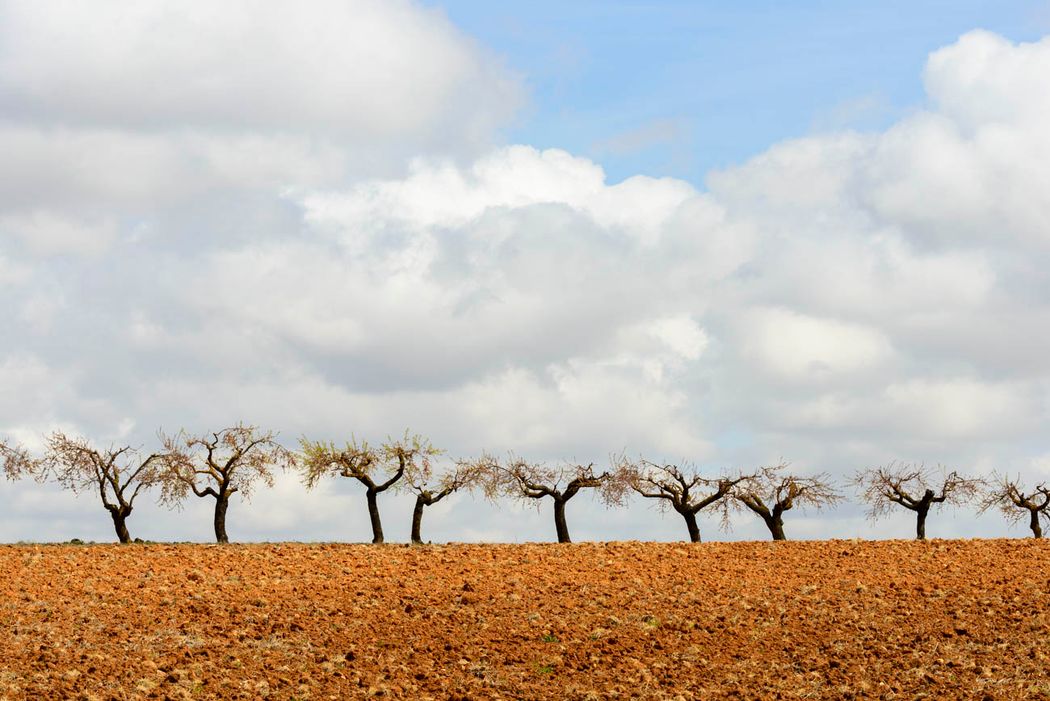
left=0, top=540, right=1047, bottom=699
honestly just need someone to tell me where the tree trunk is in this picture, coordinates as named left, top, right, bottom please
left=366, top=489, right=384, bottom=544
left=1030, top=509, right=1043, bottom=539
left=553, top=498, right=571, bottom=543
left=411, top=495, right=426, bottom=544
left=915, top=506, right=928, bottom=541
left=110, top=509, right=131, bottom=544
left=766, top=515, right=786, bottom=541
left=682, top=509, right=701, bottom=543
left=213, top=496, right=230, bottom=544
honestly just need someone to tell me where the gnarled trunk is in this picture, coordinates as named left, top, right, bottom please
left=213, top=496, right=230, bottom=544
left=411, top=495, right=426, bottom=544
left=553, top=498, right=571, bottom=543
left=681, top=509, right=701, bottom=543
left=110, top=508, right=131, bottom=544
left=915, top=505, right=929, bottom=541
left=366, top=489, right=384, bottom=544
left=1030, top=509, right=1043, bottom=539
left=765, top=515, right=786, bottom=541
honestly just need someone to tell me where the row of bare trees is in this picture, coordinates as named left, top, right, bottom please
left=2, top=426, right=1048, bottom=544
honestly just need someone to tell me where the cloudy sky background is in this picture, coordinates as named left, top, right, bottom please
left=3, top=0, right=1050, bottom=543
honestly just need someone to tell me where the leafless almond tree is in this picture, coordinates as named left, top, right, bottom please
left=400, top=459, right=483, bottom=544
left=299, top=431, right=437, bottom=544
left=979, top=474, right=1050, bottom=538
left=39, top=432, right=166, bottom=543
left=615, top=457, right=747, bottom=543
left=852, top=462, right=983, bottom=540
left=732, top=462, right=841, bottom=541
left=159, top=425, right=294, bottom=543
left=477, top=455, right=622, bottom=543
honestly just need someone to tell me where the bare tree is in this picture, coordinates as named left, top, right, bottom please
left=732, top=462, right=841, bottom=540
left=37, top=433, right=165, bottom=543
left=979, top=474, right=1050, bottom=538
left=159, top=425, right=294, bottom=543
left=615, top=457, right=747, bottom=543
left=401, top=459, right=483, bottom=544
left=299, top=432, right=436, bottom=544
left=1, top=438, right=37, bottom=480
left=853, top=462, right=983, bottom=540
left=478, top=455, right=621, bottom=543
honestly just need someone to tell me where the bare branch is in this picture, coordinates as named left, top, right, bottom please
left=979, top=473, right=1050, bottom=534
left=852, top=462, right=983, bottom=520
left=613, top=455, right=747, bottom=528
left=733, top=462, right=841, bottom=516
left=158, top=424, right=294, bottom=506
left=474, top=455, right=617, bottom=506
left=401, top=457, right=484, bottom=504
left=1, top=439, right=40, bottom=481
left=299, top=430, right=434, bottom=493
left=37, top=432, right=166, bottom=511
left=730, top=461, right=841, bottom=540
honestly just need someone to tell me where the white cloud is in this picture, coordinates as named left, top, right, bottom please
left=458, top=363, right=710, bottom=459
left=303, top=145, right=694, bottom=243
left=924, top=30, right=1050, bottom=130
left=1030, top=455, right=1050, bottom=479
left=3, top=25, right=1050, bottom=543
left=0, top=251, right=30, bottom=286
left=0, top=355, right=123, bottom=434
left=0, top=0, right=523, bottom=258
left=187, top=148, right=717, bottom=393
left=882, top=378, right=1038, bottom=439
left=859, top=34, right=1050, bottom=247
left=778, top=377, right=1038, bottom=442
left=0, top=125, right=351, bottom=212
left=738, top=308, right=894, bottom=382
left=0, top=0, right=520, bottom=144
left=645, top=316, right=709, bottom=361
left=0, top=210, right=117, bottom=256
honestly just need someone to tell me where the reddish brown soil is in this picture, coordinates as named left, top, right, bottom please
left=0, top=540, right=1047, bottom=700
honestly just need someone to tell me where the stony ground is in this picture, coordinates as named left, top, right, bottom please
left=0, top=540, right=1047, bottom=700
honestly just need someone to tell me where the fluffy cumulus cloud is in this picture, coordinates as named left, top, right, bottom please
left=0, top=0, right=521, bottom=260
left=0, top=0, right=519, bottom=140
left=2, top=17, right=1050, bottom=543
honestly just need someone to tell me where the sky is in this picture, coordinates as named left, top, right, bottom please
left=2, top=0, right=1050, bottom=544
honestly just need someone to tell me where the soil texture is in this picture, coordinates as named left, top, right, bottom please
left=1, top=540, right=1047, bottom=699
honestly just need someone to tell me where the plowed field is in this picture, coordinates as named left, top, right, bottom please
left=1, top=540, right=1047, bottom=699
